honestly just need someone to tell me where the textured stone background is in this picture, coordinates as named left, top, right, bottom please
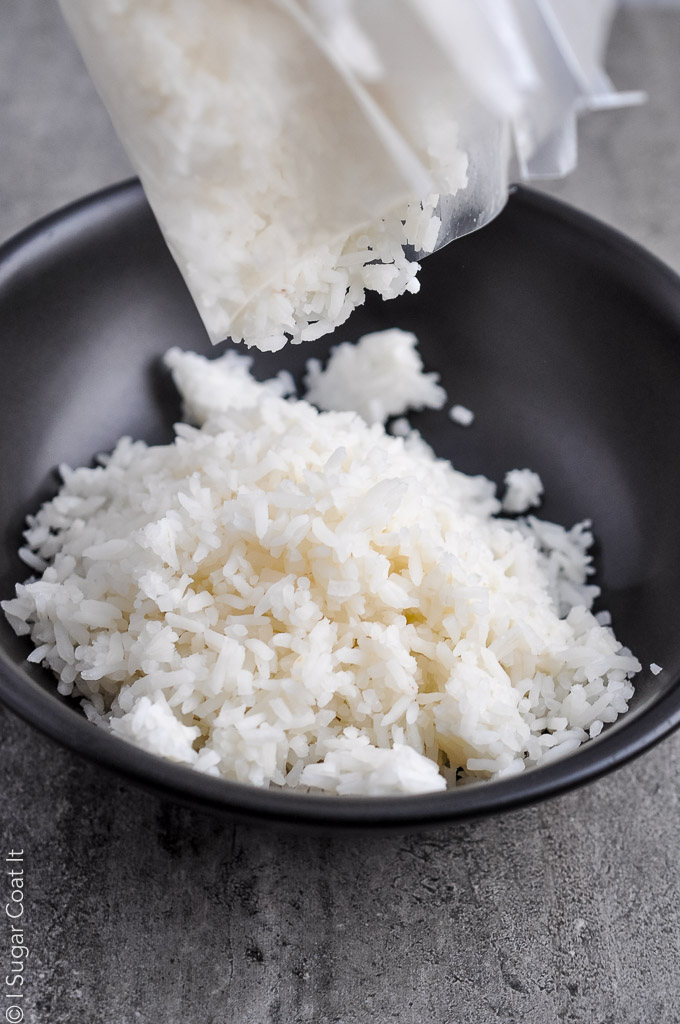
left=1, top=4, right=680, bottom=1022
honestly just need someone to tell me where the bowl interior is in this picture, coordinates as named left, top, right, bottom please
left=1, top=181, right=679, bottom=826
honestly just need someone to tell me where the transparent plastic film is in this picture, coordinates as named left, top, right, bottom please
left=58, top=0, right=431, bottom=345
left=305, top=0, right=643, bottom=252
left=59, top=0, right=641, bottom=347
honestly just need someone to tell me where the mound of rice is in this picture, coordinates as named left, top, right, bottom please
left=303, top=328, right=446, bottom=425
left=502, top=469, right=545, bottom=515
left=2, top=348, right=640, bottom=795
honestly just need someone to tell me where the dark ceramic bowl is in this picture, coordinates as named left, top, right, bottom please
left=1, top=180, right=679, bottom=830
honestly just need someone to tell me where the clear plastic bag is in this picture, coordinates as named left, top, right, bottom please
left=304, top=0, right=644, bottom=249
left=59, top=0, right=642, bottom=346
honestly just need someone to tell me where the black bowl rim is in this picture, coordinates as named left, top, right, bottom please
left=1, top=178, right=680, bottom=831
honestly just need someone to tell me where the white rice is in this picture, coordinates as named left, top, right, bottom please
left=2, top=348, right=640, bottom=796
left=502, top=468, right=545, bottom=515
left=303, top=328, right=446, bottom=425
left=389, top=418, right=412, bottom=438
left=449, top=404, right=475, bottom=428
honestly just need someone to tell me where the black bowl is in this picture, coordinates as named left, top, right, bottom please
left=1, top=180, right=679, bottom=831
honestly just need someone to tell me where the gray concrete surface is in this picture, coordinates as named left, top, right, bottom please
left=1, top=4, right=680, bottom=1022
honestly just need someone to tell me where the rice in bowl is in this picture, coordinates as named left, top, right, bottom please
left=2, top=341, right=640, bottom=796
